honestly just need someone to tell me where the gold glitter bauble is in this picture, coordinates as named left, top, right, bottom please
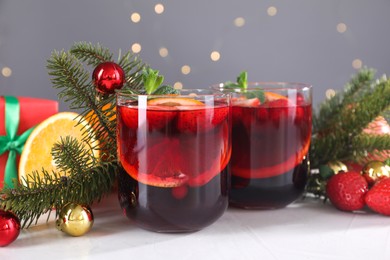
left=56, top=202, right=94, bottom=237
left=327, top=161, right=348, bottom=174
left=362, top=161, right=390, bottom=184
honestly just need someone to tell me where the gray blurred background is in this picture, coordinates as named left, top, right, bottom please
left=0, top=0, right=389, bottom=111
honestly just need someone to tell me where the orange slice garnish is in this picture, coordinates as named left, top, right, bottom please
left=147, top=97, right=204, bottom=107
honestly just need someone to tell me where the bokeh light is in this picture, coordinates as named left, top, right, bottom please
left=1, top=67, right=12, bottom=77
left=352, top=59, right=362, bottom=69
left=131, top=43, right=142, bottom=53
left=210, top=51, right=221, bottom=61
left=155, top=4, right=164, bottom=14
left=234, top=17, right=245, bottom=27
left=267, top=6, right=277, bottom=16
left=130, top=12, right=141, bottom=23
left=181, top=65, right=191, bottom=75
left=159, top=47, right=169, bottom=57
left=336, top=23, right=347, bottom=33
left=173, top=82, right=183, bottom=89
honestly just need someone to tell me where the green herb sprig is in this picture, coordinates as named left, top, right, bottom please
left=224, top=71, right=265, bottom=103
left=142, top=68, right=179, bottom=95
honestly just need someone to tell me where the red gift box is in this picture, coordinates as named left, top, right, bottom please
left=0, top=96, right=58, bottom=189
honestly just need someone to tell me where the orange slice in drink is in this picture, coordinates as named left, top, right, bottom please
left=147, top=97, right=204, bottom=107
left=18, top=112, right=99, bottom=185
left=119, top=138, right=188, bottom=188
left=264, top=92, right=287, bottom=102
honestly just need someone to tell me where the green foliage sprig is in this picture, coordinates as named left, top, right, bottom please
left=310, top=69, right=390, bottom=167
left=224, top=71, right=265, bottom=102
left=0, top=42, right=144, bottom=227
left=307, top=68, right=390, bottom=197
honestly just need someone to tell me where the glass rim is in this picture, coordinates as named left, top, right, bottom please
left=116, top=88, right=230, bottom=98
left=211, top=81, right=312, bottom=91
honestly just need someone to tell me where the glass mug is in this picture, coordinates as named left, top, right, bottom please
left=213, top=83, right=312, bottom=209
left=116, top=89, right=231, bottom=232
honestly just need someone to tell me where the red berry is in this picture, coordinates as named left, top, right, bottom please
left=177, top=106, right=228, bottom=133
left=365, top=177, right=390, bottom=216
left=256, top=107, right=269, bottom=122
left=296, top=93, right=306, bottom=105
left=267, top=99, right=290, bottom=123
left=146, top=108, right=178, bottom=131
left=119, top=106, right=177, bottom=131
left=326, top=171, right=368, bottom=211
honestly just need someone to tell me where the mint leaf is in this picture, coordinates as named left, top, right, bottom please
left=225, top=71, right=265, bottom=103
left=142, top=68, right=164, bottom=94
left=224, top=71, right=248, bottom=90
left=153, top=85, right=180, bottom=95
left=237, top=71, right=247, bottom=90
left=245, top=90, right=265, bottom=103
left=223, top=81, right=239, bottom=89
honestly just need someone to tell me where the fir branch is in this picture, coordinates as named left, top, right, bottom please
left=0, top=135, right=118, bottom=227
left=51, top=136, right=98, bottom=173
left=70, top=41, right=113, bottom=66
left=310, top=70, right=390, bottom=168
left=47, top=50, right=95, bottom=110
left=351, top=134, right=390, bottom=161
left=0, top=42, right=147, bottom=228
left=48, top=42, right=145, bottom=158
left=118, top=50, right=144, bottom=91
left=313, top=68, right=375, bottom=134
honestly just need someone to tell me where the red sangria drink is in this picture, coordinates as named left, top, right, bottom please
left=117, top=90, right=231, bottom=232
left=217, top=83, right=312, bottom=209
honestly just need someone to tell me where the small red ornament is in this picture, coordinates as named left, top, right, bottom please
left=92, top=62, right=125, bottom=94
left=0, top=210, right=21, bottom=247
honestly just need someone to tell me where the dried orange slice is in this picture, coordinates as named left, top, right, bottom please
left=18, top=112, right=99, bottom=185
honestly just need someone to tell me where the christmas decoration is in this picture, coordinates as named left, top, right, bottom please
left=318, top=161, right=348, bottom=181
left=326, top=171, right=368, bottom=211
left=56, top=202, right=94, bottom=237
left=361, top=160, right=390, bottom=185
left=17, top=112, right=100, bottom=186
left=92, top=61, right=125, bottom=94
left=327, top=161, right=348, bottom=174
left=0, top=210, right=21, bottom=247
left=0, top=42, right=388, bottom=229
left=306, top=69, right=390, bottom=198
left=360, top=116, right=390, bottom=164
left=0, top=96, right=58, bottom=188
left=365, top=178, right=390, bottom=216
left=0, top=42, right=143, bottom=228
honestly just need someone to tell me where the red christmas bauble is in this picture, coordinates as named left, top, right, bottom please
left=92, top=62, right=125, bottom=94
left=0, top=210, right=21, bottom=247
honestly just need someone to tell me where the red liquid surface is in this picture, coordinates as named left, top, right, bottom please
left=117, top=101, right=230, bottom=232
left=230, top=98, right=312, bottom=209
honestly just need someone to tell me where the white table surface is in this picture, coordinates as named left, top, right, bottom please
left=2, top=193, right=390, bottom=260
